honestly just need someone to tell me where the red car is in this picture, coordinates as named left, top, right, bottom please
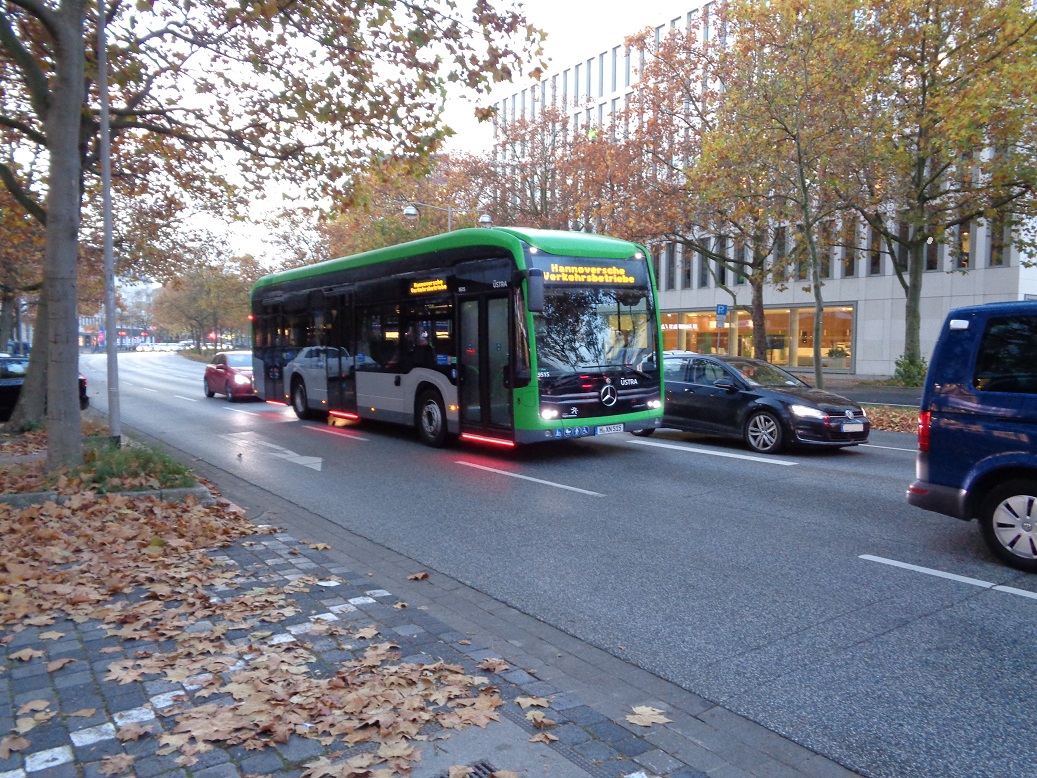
left=203, top=351, right=257, bottom=401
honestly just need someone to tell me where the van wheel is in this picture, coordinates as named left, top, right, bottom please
left=745, top=411, right=783, bottom=453
left=416, top=389, right=449, bottom=447
left=979, top=480, right=1037, bottom=573
left=291, top=380, right=313, bottom=420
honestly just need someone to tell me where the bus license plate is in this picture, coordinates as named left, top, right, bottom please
left=596, top=424, right=624, bottom=435
left=843, top=422, right=864, bottom=432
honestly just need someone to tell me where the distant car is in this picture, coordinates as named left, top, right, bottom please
left=0, top=356, right=89, bottom=420
left=637, top=353, right=869, bottom=453
left=907, top=300, right=1037, bottom=572
left=204, top=351, right=257, bottom=401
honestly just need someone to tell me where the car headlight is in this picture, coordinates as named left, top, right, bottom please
left=232, top=374, right=252, bottom=385
left=790, top=404, right=826, bottom=420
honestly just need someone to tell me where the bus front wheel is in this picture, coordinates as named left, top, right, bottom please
left=416, top=389, right=449, bottom=447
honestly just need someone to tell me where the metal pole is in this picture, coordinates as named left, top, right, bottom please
left=447, top=205, right=452, bottom=232
left=98, top=0, right=121, bottom=445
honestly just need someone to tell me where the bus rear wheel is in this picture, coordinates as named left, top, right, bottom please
left=291, top=379, right=314, bottom=420
left=416, top=389, right=449, bottom=447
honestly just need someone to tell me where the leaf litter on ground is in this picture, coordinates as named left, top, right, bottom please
left=0, top=425, right=515, bottom=776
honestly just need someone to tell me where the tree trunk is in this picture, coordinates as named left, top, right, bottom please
left=904, top=240, right=925, bottom=364
left=751, top=276, right=767, bottom=359
left=43, top=0, right=87, bottom=470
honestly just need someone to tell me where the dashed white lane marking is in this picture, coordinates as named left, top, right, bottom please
left=862, top=443, right=916, bottom=452
left=173, top=395, right=198, bottom=402
left=629, top=439, right=798, bottom=465
left=306, top=426, right=369, bottom=442
left=860, top=555, right=1037, bottom=600
left=457, top=461, right=604, bottom=496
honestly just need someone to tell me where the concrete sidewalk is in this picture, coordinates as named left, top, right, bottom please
left=1, top=456, right=862, bottom=778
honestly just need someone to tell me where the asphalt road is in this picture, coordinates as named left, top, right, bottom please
left=81, top=352, right=1037, bottom=778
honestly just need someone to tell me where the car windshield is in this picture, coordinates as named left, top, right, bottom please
left=226, top=353, right=252, bottom=368
left=727, top=359, right=805, bottom=387
left=534, top=287, right=656, bottom=376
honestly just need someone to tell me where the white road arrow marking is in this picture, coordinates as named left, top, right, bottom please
left=221, top=431, right=323, bottom=471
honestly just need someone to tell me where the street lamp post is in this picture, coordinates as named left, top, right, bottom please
left=401, top=201, right=492, bottom=231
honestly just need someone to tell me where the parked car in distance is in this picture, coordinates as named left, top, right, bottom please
left=907, top=300, right=1037, bottom=572
left=204, top=351, right=257, bottom=401
left=0, top=356, right=89, bottom=420
left=636, top=353, right=869, bottom=453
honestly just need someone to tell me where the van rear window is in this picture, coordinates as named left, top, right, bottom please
left=973, top=316, right=1037, bottom=393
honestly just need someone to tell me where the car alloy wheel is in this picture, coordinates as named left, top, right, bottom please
left=745, top=411, right=783, bottom=454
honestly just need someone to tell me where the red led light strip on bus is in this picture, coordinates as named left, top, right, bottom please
left=460, top=433, right=516, bottom=448
left=329, top=411, right=361, bottom=421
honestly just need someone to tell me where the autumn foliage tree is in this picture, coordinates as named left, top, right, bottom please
left=0, top=0, right=542, bottom=469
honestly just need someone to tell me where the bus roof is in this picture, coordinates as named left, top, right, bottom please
left=252, top=226, right=646, bottom=294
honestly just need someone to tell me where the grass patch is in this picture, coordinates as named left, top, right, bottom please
left=73, top=443, right=196, bottom=493
left=1, top=432, right=196, bottom=495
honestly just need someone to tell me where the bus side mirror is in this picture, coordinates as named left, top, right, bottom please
left=526, top=269, right=545, bottom=313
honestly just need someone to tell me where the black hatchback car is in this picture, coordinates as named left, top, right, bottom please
left=637, top=353, right=869, bottom=453
left=0, top=356, right=89, bottom=421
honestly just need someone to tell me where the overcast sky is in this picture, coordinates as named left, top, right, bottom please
left=442, top=0, right=695, bottom=152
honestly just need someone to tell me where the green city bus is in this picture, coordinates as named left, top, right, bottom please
left=250, top=226, right=663, bottom=447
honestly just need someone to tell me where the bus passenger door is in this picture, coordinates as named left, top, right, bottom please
left=459, top=295, right=512, bottom=432
left=325, top=297, right=356, bottom=412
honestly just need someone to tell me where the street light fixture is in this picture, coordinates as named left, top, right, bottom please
left=401, top=200, right=492, bottom=231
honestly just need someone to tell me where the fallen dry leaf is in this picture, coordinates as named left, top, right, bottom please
left=515, top=695, right=550, bottom=709
left=47, top=657, right=77, bottom=672
left=530, top=731, right=558, bottom=743
left=39, top=630, right=65, bottom=640
left=478, top=658, right=509, bottom=673
left=307, top=543, right=331, bottom=551
left=626, top=705, right=673, bottom=727
left=0, top=734, right=30, bottom=759
left=392, top=601, right=408, bottom=609
left=116, top=722, right=153, bottom=741
left=99, top=754, right=136, bottom=776
left=10, top=647, right=44, bottom=662
left=407, top=572, right=430, bottom=581
left=17, top=700, right=50, bottom=715
left=526, top=710, right=555, bottom=728
left=69, top=708, right=97, bottom=717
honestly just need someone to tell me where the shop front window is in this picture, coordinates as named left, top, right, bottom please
left=794, top=306, right=853, bottom=369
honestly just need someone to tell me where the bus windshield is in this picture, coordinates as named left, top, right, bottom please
left=535, top=287, right=656, bottom=376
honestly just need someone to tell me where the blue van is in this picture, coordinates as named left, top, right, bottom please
left=907, top=301, right=1037, bottom=571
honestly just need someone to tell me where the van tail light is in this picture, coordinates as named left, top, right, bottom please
left=918, top=410, right=931, bottom=452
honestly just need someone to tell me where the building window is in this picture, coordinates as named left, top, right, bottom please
left=574, top=64, right=580, bottom=102
left=958, top=220, right=972, bottom=269
left=586, top=58, right=592, bottom=99
left=698, top=249, right=709, bottom=288
left=715, top=236, right=728, bottom=286
left=772, top=227, right=787, bottom=283
left=625, top=47, right=631, bottom=87
left=599, top=52, right=605, bottom=97
left=734, top=243, right=747, bottom=284
left=868, top=226, right=883, bottom=275
left=841, top=220, right=857, bottom=277
left=678, top=245, right=690, bottom=289
left=926, top=237, right=940, bottom=270
left=989, top=214, right=1008, bottom=267
left=665, top=246, right=676, bottom=291
left=819, top=221, right=833, bottom=279
left=612, top=46, right=619, bottom=92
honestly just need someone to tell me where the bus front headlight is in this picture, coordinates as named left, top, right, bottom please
left=540, top=407, right=560, bottom=420
left=647, top=398, right=662, bottom=409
